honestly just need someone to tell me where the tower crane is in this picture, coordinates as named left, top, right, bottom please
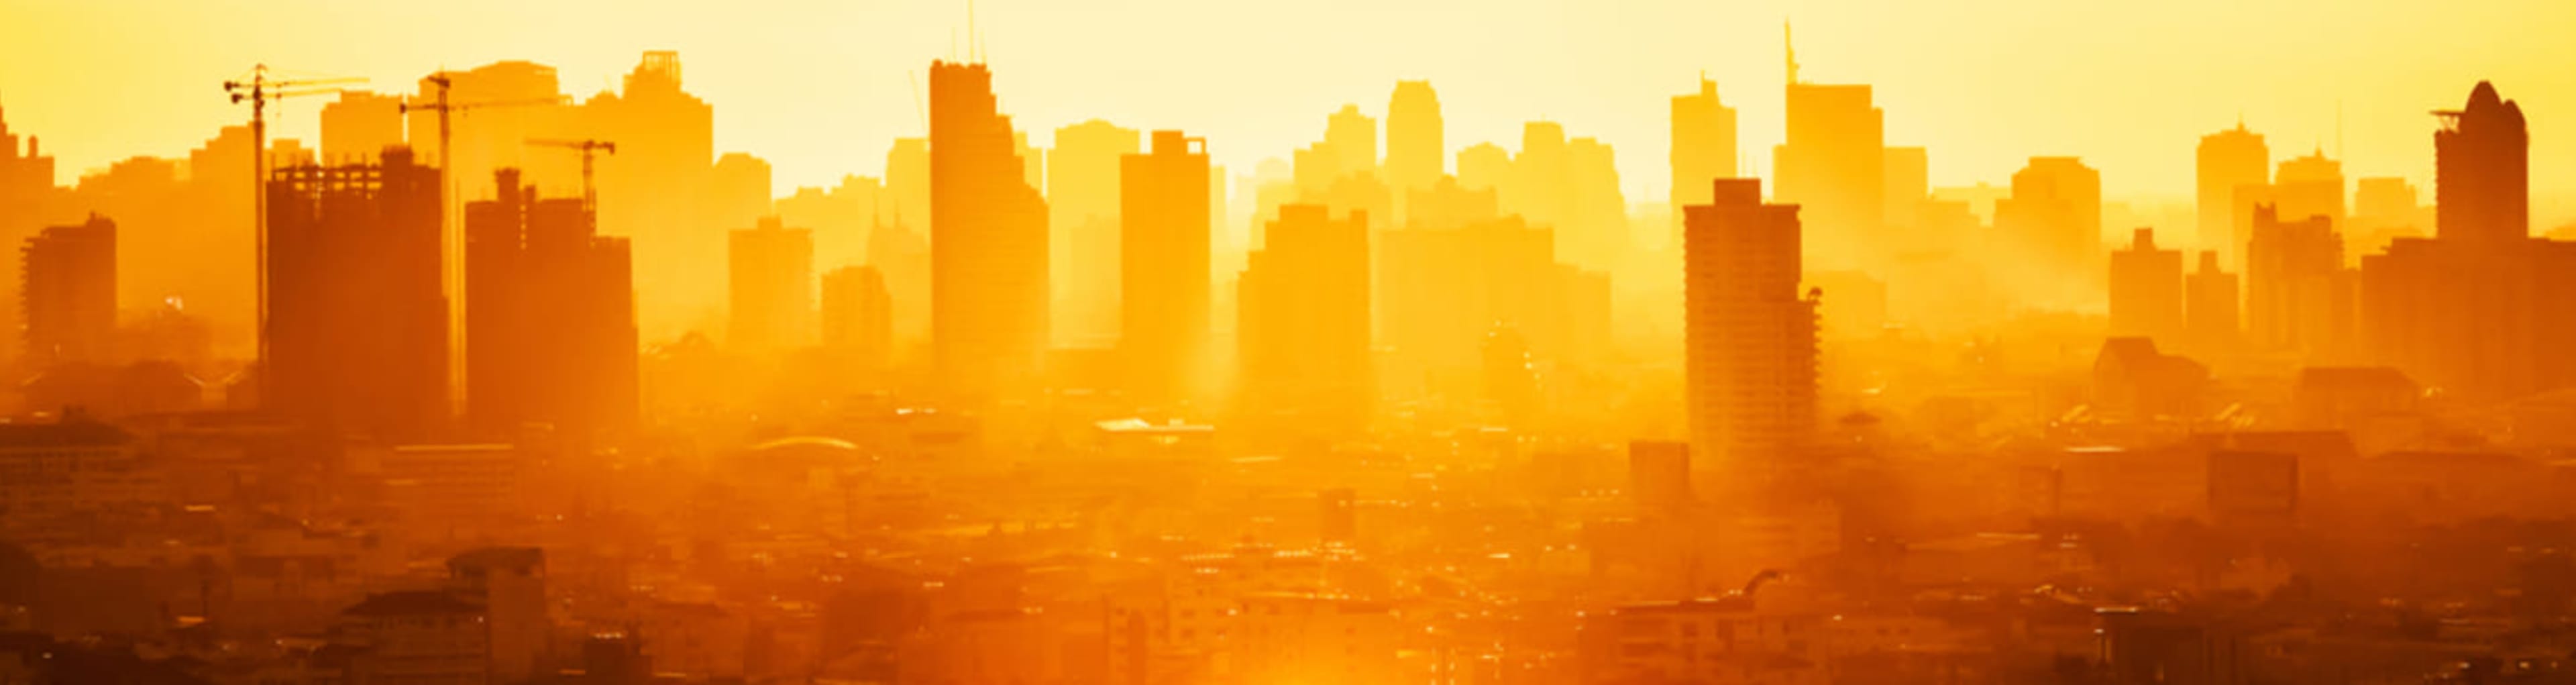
left=526, top=140, right=618, bottom=212
left=223, top=64, right=364, bottom=387
left=400, top=74, right=569, bottom=415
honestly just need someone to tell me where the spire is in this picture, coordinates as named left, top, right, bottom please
left=1784, top=19, right=1799, bottom=86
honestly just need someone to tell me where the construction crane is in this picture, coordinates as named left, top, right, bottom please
left=223, top=64, right=364, bottom=387
left=400, top=74, right=569, bottom=415
left=526, top=139, right=618, bottom=211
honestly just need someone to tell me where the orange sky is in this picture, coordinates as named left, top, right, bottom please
left=5, top=0, right=2573, bottom=225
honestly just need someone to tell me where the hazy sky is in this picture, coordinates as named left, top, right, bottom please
left=5, top=0, right=2573, bottom=221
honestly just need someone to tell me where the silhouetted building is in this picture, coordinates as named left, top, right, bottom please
left=21, top=214, right=115, bottom=367
left=319, top=91, right=405, bottom=166
left=2109, top=228, right=2185, bottom=347
left=2246, top=205, right=2349, bottom=357
left=1048, top=119, right=1139, bottom=346
left=820, top=266, right=894, bottom=372
left=1325, top=104, right=1377, bottom=179
left=1240, top=205, right=1370, bottom=434
left=2092, top=337, right=2207, bottom=421
left=1670, top=77, right=1738, bottom=240
left=1120, top=131, right=1212, bottom=405
left=3, top=107, right=63, bottom=368
left=2436, top=81, right=2528, bottom=244
left=1774, top=39, right=1885, bottom=271
left=1996, top=156, right=2102, bottom=291
left=2184, top=252, right=2241, bottom=357
left=929, top=60, right=1050, bottom=398
left=585, top=52, right=714, bottom=339
left=1386, top=81, right=1443, bottom=219
left=1379, top=216, right=1607, bottom=397
left=265, top=149, right=447, bottom=438
left=2197, top=122, right=2268, bottom=262
left=2273, top=150, right=2345, bottom=238
left=1682, top=178, right=1819, bottom=490
left=464, top=168, right=637, bottom=436
left=729, top=217, right=814, bottom=353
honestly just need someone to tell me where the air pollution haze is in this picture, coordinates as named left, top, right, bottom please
left=0, top=1, right=2573, bottom=683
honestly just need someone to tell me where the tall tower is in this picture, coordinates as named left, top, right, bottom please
left=1682, top=178, right=1818, bottom=491
left=729, top=217, right=814, bottom=354
left=1120, top=131, right=1213, bottom=405
left=1385, top=81, right=1444, bottom=198
left=1239, top=205, right=1371, bottom=434
left=2196, top=122, right=2268, bottom=264
left=1046, top=119, right=1140, bottom=347
left=266, top=150, right=448, bottom=437
left=1325, top=105, right=1377, bottom=179
left=2434, top=81, right=2528, bottom=244
left=1670, top=76, right=1739, bottom=231
left=2108, top=228, right=2185, bottom=348
left=21, top=215, right=115, bottom=368
left=929, top=60, right=1050, bottom=398
left=1773, top=35, right=1885, bottom=271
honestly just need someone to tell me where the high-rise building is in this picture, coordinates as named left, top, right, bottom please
left=2185, top=251, right=2241, bottom=356
left=2108, top=228, right=2185, bottom=348
left=2197, top=122, right=2268, bottom=261
left=929, top=60, right=1051, bottom=397
left=729, top=217, right=814, bottom=353
left=820, top=265, right=893, bottom=372
left=708, top=152, right=775, bottom=235
left=464, top=168, right=637, bottom=436
left=2435, top=81, right=2528, bottom=244
left=21, top=214, right=115, bottom=367
left=1456, top=144, right=1511, bottom=193
left=266, top=149, right=447, bottom=438
left=585, top=52, right=714, bottom=339
left=1049, top=120, right=1140, bottom=347
left=1774, top=44, right=1885, bottom=271
left=1, top=108, right=62, bottom=369
left=1881, top=146, right=1929, bottom=237
left=2274, top=150, right=2345, bottom=236
left=2351, top=176, right=2427, bottom=252
left=1385, top=81, right=1444, bottom=197
left=1325, top=104, right=1377, bottom=179
left=1670, top=77, right=1738, bottom=238
left=1120, top=131, right=1212, bottom=405
left=1996, top=157, right=2103, bottom=290
left=1682, top=178, right=1819, bottom=489
left=2360, top=82, right=2575, bottom=401
left=1239, top=205, right=1370, bottom=433
left=320, top=91, right=405, bottom=166
left=2246, top=205, right=2348, bottom=356
left=1379, top=216, right=1605, bottom=394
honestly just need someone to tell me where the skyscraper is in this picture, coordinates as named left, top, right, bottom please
left=1682, top=178, right=1819, bottom=489
left=2185, top=251, right=2241, bottom=357
left=1670, top=77, right=1738, bottom=235
left=586, top=52, right=714, bottom=339
left=1239, top=205, right=1370, bottom=433
left=1325, top=104, right=1377, bottom=179
left=1385, top=81, right=1444, bottom=197
left=319, top=91, right=405, bottom=165
left=266, top=149, right=447, bottom=438
left=929, top=60, right=1050, bottom=398
left=1120, top=131, right=1212, bottom=405
left=2108, top=228, right=2185, bottom=348
left=1774, top=44, right=1885, bottom=270
left=463, top=169, right=637, bottom=435
left=2197, top=122, right=2268, bottom=262
left=2274, top=150, right=2345, bottom=235
left=21, top=214, right=115, bottom=367
left=1049, top=120, right=1140, bottom=346
left=729, top=216, right=814, bottom=354
left=2435, top=81, right=2528, bottom=244
left=2246, top=205, right=2348, bottom=356
left=820, top=265, right=893, bottom=373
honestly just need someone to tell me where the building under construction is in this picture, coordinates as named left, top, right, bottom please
left=464, top=168, right=637, bottom=437
left=264, top=148, right=447, bottom=439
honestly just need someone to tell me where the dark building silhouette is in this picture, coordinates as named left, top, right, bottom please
left=1996, top=156, right=2102, bottom=290
left=2108, top=227, right=2185, bottom=348
left=265, top=148, right=447, bottom=438
left=21, top=214, right=115, bottom=367
left=729, top=216, right=814, bottom=354
left=319, top=91, right=405, bottom=166
left=463, top=168, right=637, bottom=436
left=2361, top=83, right=2576, bottom=401
left=2247, top=205, right=2351, bottom=358
left=1682, top=178, right=1818, bottom=488
left=1240, top=205, right=1370, bottom=434
left=3, top=107, right=64, bottom=368
left=1119, top=131, right=1211, bottom=405
left=929, top=60, right=1050, bottom=399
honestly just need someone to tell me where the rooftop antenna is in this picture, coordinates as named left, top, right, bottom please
left=1784, top=19, right=1799, bottom=85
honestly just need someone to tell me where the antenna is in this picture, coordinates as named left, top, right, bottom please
left=1784, top=19, right=1799, bottom=85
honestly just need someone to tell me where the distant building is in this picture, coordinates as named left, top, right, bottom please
left=2245, top=205, right=2352, bottom=358
left=338, top=590, right=491, bottom=685
left=1385, top=81, right=1444, bottom=202
left=2198, top=122, right=2268, bottom=264
left=464, top=168, right=638, bottom=435
left=1682, top=178, right=1819, bottom=489
left=1996, top=156, right=2102, bottom=291
left=729, top=216, right=814, bottom=353
left=2184, top=252, right=2242, bottom=357
left=1670, top=77, right=1738, bottom=240
left=2108, top=227, right=2186, bottom=348
left=819, top=266, right=894, bottom=372
left=21, top=214, right=115, bottom=367
left=265, top=149, right=447, bottom=438
left=318, top=91, right=405, bottom=165
left=1048, top=119, right=1140, bottom=347
left=1774, top=39, right=1886, bottom=271
left=448, top=547, right=547, bottom=683
left=2092, top=337, right=2208, bottom=421
left=1119, top=131, right=1212, bottom=405
left=1238, top=205, right=1371, bottom=434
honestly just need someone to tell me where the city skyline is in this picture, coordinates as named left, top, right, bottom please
left=5, top=0, right=2576, bottom=223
